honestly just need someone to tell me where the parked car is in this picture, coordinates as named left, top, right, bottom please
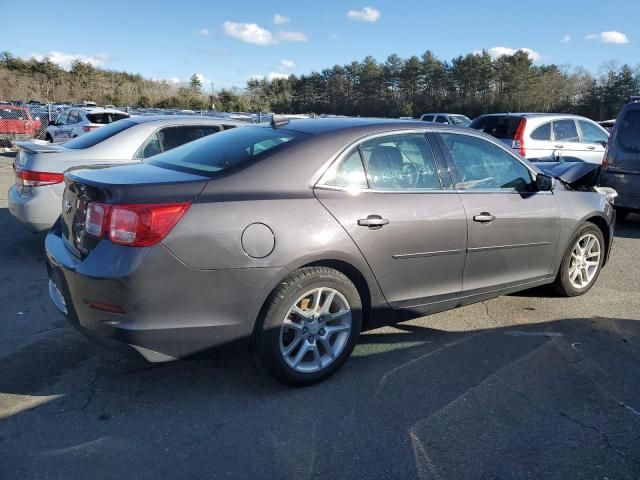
left=598, top=119, right=616, bottom=133
left=599, top=98, right=640, bottom=219
left=0, top=105, right=42, bottom=141
left=469, top=113, right=609, bottom=164
left=45, top=107, right=130, bottom=143
left=45, top=117, right=615, bottom=386
left=9, top=116, right=245, bottom=231
left=420, top=113, right=472, bottom=126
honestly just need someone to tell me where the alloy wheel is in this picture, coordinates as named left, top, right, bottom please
left=568, top=233, right=601, bottom=289
left=279, top=287, right=352, bottom=373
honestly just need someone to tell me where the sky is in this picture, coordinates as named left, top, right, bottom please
left=2, top=0, right=637, bottom=89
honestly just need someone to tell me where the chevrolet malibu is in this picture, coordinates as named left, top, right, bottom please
left=46, top=117, right=615, bottom=386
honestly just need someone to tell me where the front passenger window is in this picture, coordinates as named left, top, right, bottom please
left=441, top=133, right=532, bottom=191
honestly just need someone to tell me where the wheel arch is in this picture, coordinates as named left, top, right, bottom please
left=582, top=214, right=612, bottom=266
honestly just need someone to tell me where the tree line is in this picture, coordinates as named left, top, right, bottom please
left=1, top=50, right=638, bottom=120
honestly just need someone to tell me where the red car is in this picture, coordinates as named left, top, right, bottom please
left=0, top=106, right=42, bottom=140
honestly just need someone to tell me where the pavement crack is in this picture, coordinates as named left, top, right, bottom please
left=80, top=369, right=102, bottom=411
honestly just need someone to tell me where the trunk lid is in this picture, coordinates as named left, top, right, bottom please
left=61, top=163, right=209, bottom=257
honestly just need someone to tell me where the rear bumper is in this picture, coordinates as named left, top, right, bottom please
left=45, top=223, right=287, bottom=361
left=8, top=184, right=63, bottom=232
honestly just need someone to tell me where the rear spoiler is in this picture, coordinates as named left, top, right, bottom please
left=12, top=140, right=65, bottom=153
left=536, top=161, right=600, bottom=189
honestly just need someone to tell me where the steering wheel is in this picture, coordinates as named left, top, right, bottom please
left=402, top=163, right=420, bottom=188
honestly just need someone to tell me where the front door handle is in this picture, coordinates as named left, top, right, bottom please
left=358, top=215, right=389, bottom=229
left=473, top=212, right=496, bottom=223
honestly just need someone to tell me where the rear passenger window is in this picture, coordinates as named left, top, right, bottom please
left=441, top=133, right=532, bottom=191
left=531, top=122, right=551, bottom=141
left=553, top=120, right=579, bottom=142
left=434, top=116, right=449, bottom=124
left=321, top=149, right=368, bottom=189
left=359, top=133, right=441, bottom=190
left=135, top=133, right=162, bottom=159
left=422, top=115, right=434, bottom=122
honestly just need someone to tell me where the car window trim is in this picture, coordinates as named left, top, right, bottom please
left=314, top=128, right=452, bottom=193
left=432, top=129, right=548, bottom=194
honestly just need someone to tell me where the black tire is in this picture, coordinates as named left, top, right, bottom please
left=254, top=267, right=362, bottom=386
left=553, top=223, right=605, bottom=297
left=45, top=133, right=53, bottom=143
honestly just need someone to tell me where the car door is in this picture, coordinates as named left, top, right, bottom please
left=66, top=110, right=81, bottom=139
left=576, top=119, right=609, bottom=164
left=52, top=112, right=68, bottom=142
left=436, top=131, right=561, bottom=293
left=314, top=131, right=467, bottom=307
left=551, top=119, right=583, bottom=161
left=527, top=121, right=554, bottom=161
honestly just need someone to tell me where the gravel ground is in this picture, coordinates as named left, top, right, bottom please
left=1, top=152, right=639, bottom=479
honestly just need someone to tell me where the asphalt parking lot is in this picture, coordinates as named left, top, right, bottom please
left=1, top=151, right=639, bottom=480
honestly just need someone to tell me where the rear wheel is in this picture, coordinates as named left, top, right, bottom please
left=553, top=224, right=604, bottom=297
left=45, top=133, right=53, bottom=143
left=254, top=267, right=362, bottom=386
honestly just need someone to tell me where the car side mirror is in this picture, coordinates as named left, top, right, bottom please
left=535, top=173, right=554, bottom=191
left=48, top=120, right=56, bottom=126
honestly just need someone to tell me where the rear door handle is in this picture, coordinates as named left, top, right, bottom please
left=554, top=144, right=564, bottom=148
left=473, top=212, right=496, bottom=223
left=587, top=145, right=596, bottom=150
left=358, top=215, right=389, bottom=229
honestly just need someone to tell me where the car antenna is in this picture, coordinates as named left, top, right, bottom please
left=270, top=114, right=290, bottom=129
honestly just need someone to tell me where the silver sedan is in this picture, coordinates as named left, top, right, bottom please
left=9, top=116, right=247, bottom=231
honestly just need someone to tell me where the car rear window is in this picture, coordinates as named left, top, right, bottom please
left=616, top=109, right=640, bottom=152
left=469, top=116, right=522, bottom=139
left=149, top=126, right=306, bottom=175
left=64, top=119, right=136, bottom=149
left=86, top=112, right=130, bottom=124
left=0, top=108, right=28, bottom=119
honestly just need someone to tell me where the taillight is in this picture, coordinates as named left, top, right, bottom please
left=85, top=202, right=190, bottom=247
left=83, top=125, right=99, bottom=132
left=513, top=118, right=527, bottom=157
left=14, top=166, right=64, bottom=187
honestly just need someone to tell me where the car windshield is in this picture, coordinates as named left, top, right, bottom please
left=450, top=115, right=472, bottom=126
left=64, top=119, right=136, bottom=149
left=149, top=126, right=306, bottom=175
left=617, top=109, right=640, bottom=152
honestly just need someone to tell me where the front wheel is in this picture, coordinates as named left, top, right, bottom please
left=553, top=224, right=604, bottom=297
left=254, top=267, right=362, bottom=386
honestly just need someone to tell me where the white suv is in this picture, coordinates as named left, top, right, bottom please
left=470, top=113, right=609, bottom=164
left=46, top=107, right=129, bottom=143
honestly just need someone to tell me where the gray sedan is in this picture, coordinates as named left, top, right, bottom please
left=8, top=116, right=246, bottom=231
left=45, top=118, right=615, bottom=386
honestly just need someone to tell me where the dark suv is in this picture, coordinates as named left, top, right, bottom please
left=600, top=97, right=640, bottom=219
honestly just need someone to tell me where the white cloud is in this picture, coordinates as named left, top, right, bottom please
left=278, top=59, right=296, bottom=70
left=586, top=31, right=629, bottom=44
left=273, top=14, right=290, bottom=25
left=276, top=30, right=308, bottom=42
left=196, top=28, right=210, bottom=36
left=29, top=51, right=109, bottom=69
left=482, top=46, right=541, bottom=62
left=268, top=72, right=289, bottom=80
left=222, top=21, right=308, bottom=45
left=347, top=7, right=381, bottom=22
left=561, top=34, right=571, bottom=43
left=223, top=21, right=275, bottom=45
left=195, top=73, right=209, bottom=85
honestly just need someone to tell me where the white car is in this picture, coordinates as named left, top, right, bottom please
left=45, top=107, right=130, bottom=143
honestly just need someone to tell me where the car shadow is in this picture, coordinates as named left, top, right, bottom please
left=615, top=212, right=640, bottom=239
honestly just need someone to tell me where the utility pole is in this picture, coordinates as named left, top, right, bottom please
left=210, top=82, right=215, bottom=110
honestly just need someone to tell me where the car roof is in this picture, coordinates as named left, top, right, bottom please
left=127, top=115, right=251, bottom=127
left=421, top=113, right=466, bottom=116
left=475, top=113, right=587, bottom=120
left=83, top=107, right=128, bottom=114
left=266, top=117, right=470, bottom=136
